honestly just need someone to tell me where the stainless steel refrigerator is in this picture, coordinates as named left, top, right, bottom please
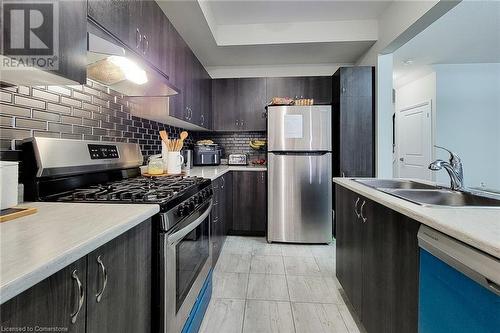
left=267, top=105, right=332, bottom=244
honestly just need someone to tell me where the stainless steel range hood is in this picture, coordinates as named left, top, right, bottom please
left=87, top=22, right=178, bottom=97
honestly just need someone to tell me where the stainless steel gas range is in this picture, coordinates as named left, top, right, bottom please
left=21, top=137, right=213, bottom=333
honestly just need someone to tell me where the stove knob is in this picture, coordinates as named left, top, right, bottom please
left=196, top=195, right=203, bottom=204
left=177, top=204, right=186, bottom=217
left=188, top=199, right=196, bottom=210
left=208, top=188, right=213, bottom=196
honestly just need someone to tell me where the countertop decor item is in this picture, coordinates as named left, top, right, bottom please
left=1, top=161, right=19, bottom=210
left=0, top=207, right=37, bottom=223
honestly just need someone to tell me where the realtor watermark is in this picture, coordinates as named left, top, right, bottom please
left=1, top=0, right=59, bottom=70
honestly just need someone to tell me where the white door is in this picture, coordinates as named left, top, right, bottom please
left=396, top=101, right=432, bottom=180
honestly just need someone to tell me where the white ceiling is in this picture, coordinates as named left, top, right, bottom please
left=207, top=0, right=391, bottom=25
left=393, top=0, right=500, bottom=87
left=156, top=0, right=392, bottom=77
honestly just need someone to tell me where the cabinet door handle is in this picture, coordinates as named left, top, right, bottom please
left=221, top=176, right=225, bottom=189
left=261, top=172, right=265, bottom=182
left=341, top=171, right=346, bottom=177
left=354, top=197, right=361, bottom=219
left=235, top=120, right=239, bottom=127
left=240, top=120, right=244, bottom=128
left=135, top=28, right=141, bottom=49
left=185, top=107, right=190, bottom=120
left=189, top=107, right=193, bottom=120
left=142, top=35, right=148, bottom=55
left=71, top=270, right=84, bottom=324
left=96, top=255, right=108, bottom=303
left=360, top=201, right=367, bottom=223
left=201, top=114, right=205, bottom=125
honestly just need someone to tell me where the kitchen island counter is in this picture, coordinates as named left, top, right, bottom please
left=333, top=178, right=500, bottom=259
left=0, top=202, right=159, bottom=304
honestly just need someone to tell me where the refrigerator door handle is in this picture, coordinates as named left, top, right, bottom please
left=270, top=151, right=330, bottom=156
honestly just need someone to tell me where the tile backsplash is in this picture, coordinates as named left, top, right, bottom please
left=0, top=80, right=192, bottom=158
left=194, top=131, right=267, bottom=161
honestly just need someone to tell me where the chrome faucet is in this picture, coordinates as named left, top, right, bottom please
left=429, top=146, right=464, bottom=191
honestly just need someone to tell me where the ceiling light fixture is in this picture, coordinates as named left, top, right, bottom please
left=108, top=56, right=148, bottom=85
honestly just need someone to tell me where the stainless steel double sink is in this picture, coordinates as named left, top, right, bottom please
left=353, top=179, right=500, bottom=208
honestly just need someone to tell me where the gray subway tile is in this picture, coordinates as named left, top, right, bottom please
left=47, top=102, right=71, bottom=114
left=32, top=110, right=60, bottom=122
left=0, top=104, right=31, bottom=117
left=92, top=112, right=108, bottom=121
left=48, top=122, right=72, bottom=133
left=0, top=115, right=14, bottom=127
left=82, top=118, right=99, bottom=127
left=93, top=96, right=108, bottom=107
left=14, top=95, right=46, bottom=109
left=84, top=134, right=100, bottom=141
left=48, top=86, right=72, bottom=96
left=34, top=131, right=60, bottom=138
left=32, top=88, right=60, bottom=102
left=1, top=91, right=12, bottom=103
left=17, top=86, right=30, bottom=95
left=82, top=102, right=99, bottom=112
left=61, top=115, right=82, bottom=125
left=83, top=85, right=101, bottom=96
left=72, top=108, right=92, bottom=119
left=0, top=127, right=31, bottom=140
left=73, top=125, right=92, bottom=135
left=72, top=91, right=92, bottom=102
left=61, top=133, right=83, bottom=140
left=61, top=96, right=82, bottom=108
left=16, top=118, right=47, bottom=130
left=93, top=128, right=107, bottom=136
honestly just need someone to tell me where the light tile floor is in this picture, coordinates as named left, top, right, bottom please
left=200, top=236, right=363, bottom=333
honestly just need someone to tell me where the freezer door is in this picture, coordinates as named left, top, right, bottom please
left=267, top=152, right=332, bottom=243
left=267, top=105, right=332, bottom=151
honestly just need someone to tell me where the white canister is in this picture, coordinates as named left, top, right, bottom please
left=0, top=161, right=19, bottom=210
left=166, top=152, right=184, bottom=175
left=161, top=141, right=168, bottom=172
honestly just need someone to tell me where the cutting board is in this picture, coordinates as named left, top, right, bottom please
left=0, top=207, right=37, bottom=223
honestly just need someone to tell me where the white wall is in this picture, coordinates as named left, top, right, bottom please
left=207, top=63, right=345, bottom=79
left=394, top=72, right=437, bottom=178
left=434, top=63, right=500, bottom=191
left=376, top=54, right=394, bottom=178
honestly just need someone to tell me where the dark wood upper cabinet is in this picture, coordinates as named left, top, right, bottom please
left=0, top=0, right=86, bottom=85
left=335, top=185, right=419, bottom=333
left=231, top=171, right=267, bottom=236
left=212, top=78, right=266, bottom=131
left=266, top=76, right=333, bottom=104
left=332, top=67, right=375, bottom=177
left=86, top=221, right=152, bottom=333
left=0, top=257, right=87, bottom=332
left=212, top=79, right=239, bottom=131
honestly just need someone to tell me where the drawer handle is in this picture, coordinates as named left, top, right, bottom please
left=354, top=197, right=361, bottom=219
left=96, top=255, right=108, bottom=303
left=135, top=28, right=141, bottom=49
left=360, top=200, right=367, bottom=223
left=142, top=35, right=148, bottom=55
left=71, top=270, right=84, bottom=324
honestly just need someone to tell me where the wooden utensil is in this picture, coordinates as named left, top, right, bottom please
left=177, top=131, right=188, bottom=151
left=159, top=130, right=168, bottom=144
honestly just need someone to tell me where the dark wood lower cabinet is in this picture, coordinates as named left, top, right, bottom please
left=0, top=220, right=152, bottom=333
left=0, top=258, right=87, bottom=332
left=335, top=185, right=419, bottom=333
left=86, top=221, right=152, bottom=333
left=231, top=171, right=267, bottom=236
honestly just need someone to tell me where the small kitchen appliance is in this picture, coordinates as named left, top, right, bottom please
left=0, top=161, right=19, bottom=210
left=181, top=149, right=193, bottom=170
left=193, top=144, right=222, bottom=166
left=228, top=154, right=248, bottom=166
left=21, top=137, right=213, bottom=333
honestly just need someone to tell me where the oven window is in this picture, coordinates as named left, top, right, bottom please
left=176, top=215, right=209, bottom=312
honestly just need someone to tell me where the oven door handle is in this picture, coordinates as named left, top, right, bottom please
left=167, top=200, right=213, bottom=246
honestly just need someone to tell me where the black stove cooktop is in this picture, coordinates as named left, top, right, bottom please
left=52, top=175, right=212, bottom=211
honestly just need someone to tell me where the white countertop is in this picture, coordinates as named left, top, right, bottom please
left=0, top=202, right=159, bottom=304
left=333, top=178, right=500, bottom=259
left=185, top=165, right=267, bottom=180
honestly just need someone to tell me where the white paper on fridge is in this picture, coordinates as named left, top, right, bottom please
left=284, top=115, right=303, bottom=138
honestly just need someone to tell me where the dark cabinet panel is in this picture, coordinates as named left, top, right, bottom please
left=211, top=173, right=231, bottom=266
left=0, top=258, right=87, bottom=332
left=238, top=78, right=267, bottom=131
left=200, top=69, right=212, bottom=129
left=231, top=171, right=267, bottom=235
left=86, top=221, right=152, bottom=333
left=332, top=67, right=375, bottom=177
left=87, top=0, right=132, bottom=49
left=212, top=78, right=267, bottom=131
left=335, top=185, right=419, bottom=333
left=266, top=77, right=332, bottom=104
left=335, top=185, right=363, bottom=314
left=212, top=79, right=239, bottom=131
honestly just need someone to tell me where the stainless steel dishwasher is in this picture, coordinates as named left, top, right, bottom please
left=417, top=225, right=500, bottom=333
